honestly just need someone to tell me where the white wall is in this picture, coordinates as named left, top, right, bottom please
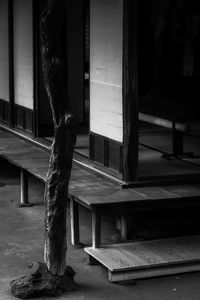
left=13, top=0, right=33, bottom=109
left=90, top=0, right=123, bottom=142
left=0, top=0, right=9, bottom=102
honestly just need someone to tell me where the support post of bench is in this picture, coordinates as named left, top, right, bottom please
left=120, top=214, right=128, bottom=241
left=20, top=169, right=30, bottom=206
left=172, top=121, right=184, bottom=156
left=70, top=197, right=82, bottom=248
left=92, top=208, right=101, bottom=248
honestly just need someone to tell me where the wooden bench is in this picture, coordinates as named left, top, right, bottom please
left=139, top=112, right=194, bottom=159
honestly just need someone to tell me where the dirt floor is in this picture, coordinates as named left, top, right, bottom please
left=1, top=158, right=200, bottom=300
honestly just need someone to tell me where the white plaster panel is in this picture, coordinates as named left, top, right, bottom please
left=90, top=0, right=123, bottom=142
left=13, top=0, right=33, bottom=109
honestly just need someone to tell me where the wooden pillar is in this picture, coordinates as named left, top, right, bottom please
left=8, top=0, right=14, bottom=128
left=122, top=0, right=139, bottom=182
left=92, top=209, right=101, bottom=248
left=70, top=197, right=82, bottom=247
left=172, top=122, right=184, bottom=156
left=41, top=0, right=77, bottom=276
left=20, top=169, right=30, bottom=206
left=120, top=214, right=128, bottom=240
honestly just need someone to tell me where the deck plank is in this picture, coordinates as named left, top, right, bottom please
left=85, top=235, right=200, bottom=274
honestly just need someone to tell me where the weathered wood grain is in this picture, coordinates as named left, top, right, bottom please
left=85, top=235, right=200, bottom=281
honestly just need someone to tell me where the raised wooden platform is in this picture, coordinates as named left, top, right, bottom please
left=1, top=127, right=200, bottom=280
left=85, top=235, right=200, bottom=282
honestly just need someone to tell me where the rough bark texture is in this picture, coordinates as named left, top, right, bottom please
left=10, top=0, right=77, bottom=298
left=10, top=262, right=76, bottom=299
left=41, top=0, right=77, bottom=277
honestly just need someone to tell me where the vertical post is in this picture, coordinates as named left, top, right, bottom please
left=41, top=0, right=77, bottom=275
left=33, top=0, right=40, bottom=137
left=20, top=169, right=30, bottom=206
left=120, top=214, right=128, bottom=240
left=172, top=121, right=184, bottom=156
left=92, top=209, right=101, bottom=248
left=8, top=0, right=14, bottom=128
left=122, top=0, right=139, bottom=182
left=70, top=197, right=82, bottom=247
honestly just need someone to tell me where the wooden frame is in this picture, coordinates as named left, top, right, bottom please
left=8, top=0, right=14, bottom=127
left=0, top=99, right=10, bottom=124
left=122, top=0, right=139, bottom=182
left=0, top=1, right=12, bottom=125
left=32, top=0, right=40, bottom=137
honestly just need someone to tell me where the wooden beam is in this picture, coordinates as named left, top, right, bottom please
left=122, top=0, right=139, bottom=182
left=139, top=113, right=190, bottom=133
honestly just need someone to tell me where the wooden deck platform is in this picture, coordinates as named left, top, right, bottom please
left=85, top=235, right=200, bottom=282
left=0, top=128, right=117, bottom=191
left=1, top=127, right=200, bottom=281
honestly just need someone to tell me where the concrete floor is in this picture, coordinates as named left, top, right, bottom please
left=1, top=159, right=200, bottom=300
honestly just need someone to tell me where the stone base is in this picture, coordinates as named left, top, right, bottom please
left=18, top=203, right=34, bottom=208
left=10, top=262, right=77, bottom=299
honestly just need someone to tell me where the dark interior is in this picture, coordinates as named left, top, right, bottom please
left=138, top=0, right=200, bottom=179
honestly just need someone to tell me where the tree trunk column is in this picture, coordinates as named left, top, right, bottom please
left=41, top=0, right=77, bottom=276
left=44, top=117, right=76, bottom=276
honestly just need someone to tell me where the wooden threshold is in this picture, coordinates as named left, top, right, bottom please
left=85, top=235, right=200, bottom=282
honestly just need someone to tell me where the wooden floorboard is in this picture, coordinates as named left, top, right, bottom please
left=85, top=235, right=200, bottom=281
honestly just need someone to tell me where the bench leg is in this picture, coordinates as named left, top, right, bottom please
left=70, top=197, right=83, bottom=248
left=162, top=122, right=194, bottom=159
left=86, top=254, right=100, bottom=265
left=172, top=127, right=184, bottom=156
left=20, top=169, right=31, bottom=207
left=120, top=214, right=128, bottom=241
left=92, top=209, right=101, bottom=248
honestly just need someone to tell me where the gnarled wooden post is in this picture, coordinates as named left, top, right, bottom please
left=41, top=0, right=77, bottom=276
left=10, top=0, right=77, bottom=297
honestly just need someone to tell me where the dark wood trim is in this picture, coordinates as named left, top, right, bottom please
left=0, top=99, right=10, bottom=124
left=0, top=100, right=3, bottom=120
left=83, top=0, right=90, bottom=125
left=8, top=0, right=14, bottom=127
left=89, top=132, right=123, bottom=176
left=122, top=173, right=200, bottom=189
left=75, top=151, right=123, bottom=180
left=14, top=104, right=34, bottom=133
left=90, top=131, right=123, bottom=146
left=32, top=0, right=40, bottom=137
left=104, top=139, right=109, bottom=167
left=122, top=0, right=139, bottom=181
